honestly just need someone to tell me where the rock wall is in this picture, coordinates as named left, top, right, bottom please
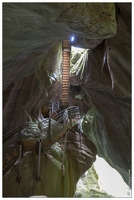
left=69, top=3, right=131, bottom=185
left=3, top=130, right=97, bottom=197
left=3, top=2, right=131, bottom=197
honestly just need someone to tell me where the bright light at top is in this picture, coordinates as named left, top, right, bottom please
left=71, top=46, right=86, bottom=53
left=94, top=156, right=131, bottom=197
left=71, top=36, right=74, bottom=42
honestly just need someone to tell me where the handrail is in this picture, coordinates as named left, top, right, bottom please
left=3, top=106, right=81, bottom=175
left=19, top=106, right=80, bottom=140
left=3, top=106, right=79, bottom=138
left=3, top=100, right=60, bottom=140
left=3, top=106, right=81, bottom=158
left=3, top=122, right=28, bottom=140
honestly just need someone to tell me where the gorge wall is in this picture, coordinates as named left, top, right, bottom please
left=3, top=3, right=131, bottom=197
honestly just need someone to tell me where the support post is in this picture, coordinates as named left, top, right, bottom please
left=58, top=102, right=60, bottom=111
left=61, top=131, right=68, bottom=175
left=16, top=141, right=22, bottom=183
left=52, top=102, right=54, bottom=114
left=68, top=109, right=72, bottom=127
left=48, top=116, right=51, bottom=141
left=36, top=140, right=42, bottom=181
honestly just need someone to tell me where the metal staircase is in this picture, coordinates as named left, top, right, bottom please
left=3, top=106, right=81, bottom=177
left=3, top=40, right=82, bottom=182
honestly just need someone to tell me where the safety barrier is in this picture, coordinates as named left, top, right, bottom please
left=3, top=106, right=81, bottom=177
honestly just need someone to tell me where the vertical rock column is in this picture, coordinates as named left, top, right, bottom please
left=61, top=40, right=71, bottom=108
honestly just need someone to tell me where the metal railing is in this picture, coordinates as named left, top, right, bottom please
left=20, top=106, right=81, bottom=140
left=3, top=106, right=81, bottom=177
left=3, top=106, right=80, bottom=154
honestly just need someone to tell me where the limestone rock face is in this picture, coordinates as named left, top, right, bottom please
left=3, top=130, right=97, bottom=197
left=3, top=2, right=131, bottom=197
left=3, top=3, right=116, bottom=62
left=69, top=7, right=131, bottom=182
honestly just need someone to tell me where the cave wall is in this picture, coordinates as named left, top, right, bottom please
left=3, top=43, right=62, bottom=134
left=3, top=130, right=97, bottom=197
left=3, top=3, right=116, bottom=62
left=3, top=2, right=131, bottom=197
left=69, top=3, right=131, bottom=185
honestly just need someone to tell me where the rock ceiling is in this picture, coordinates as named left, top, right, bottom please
left=3, top=3, right=131, bottom=197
